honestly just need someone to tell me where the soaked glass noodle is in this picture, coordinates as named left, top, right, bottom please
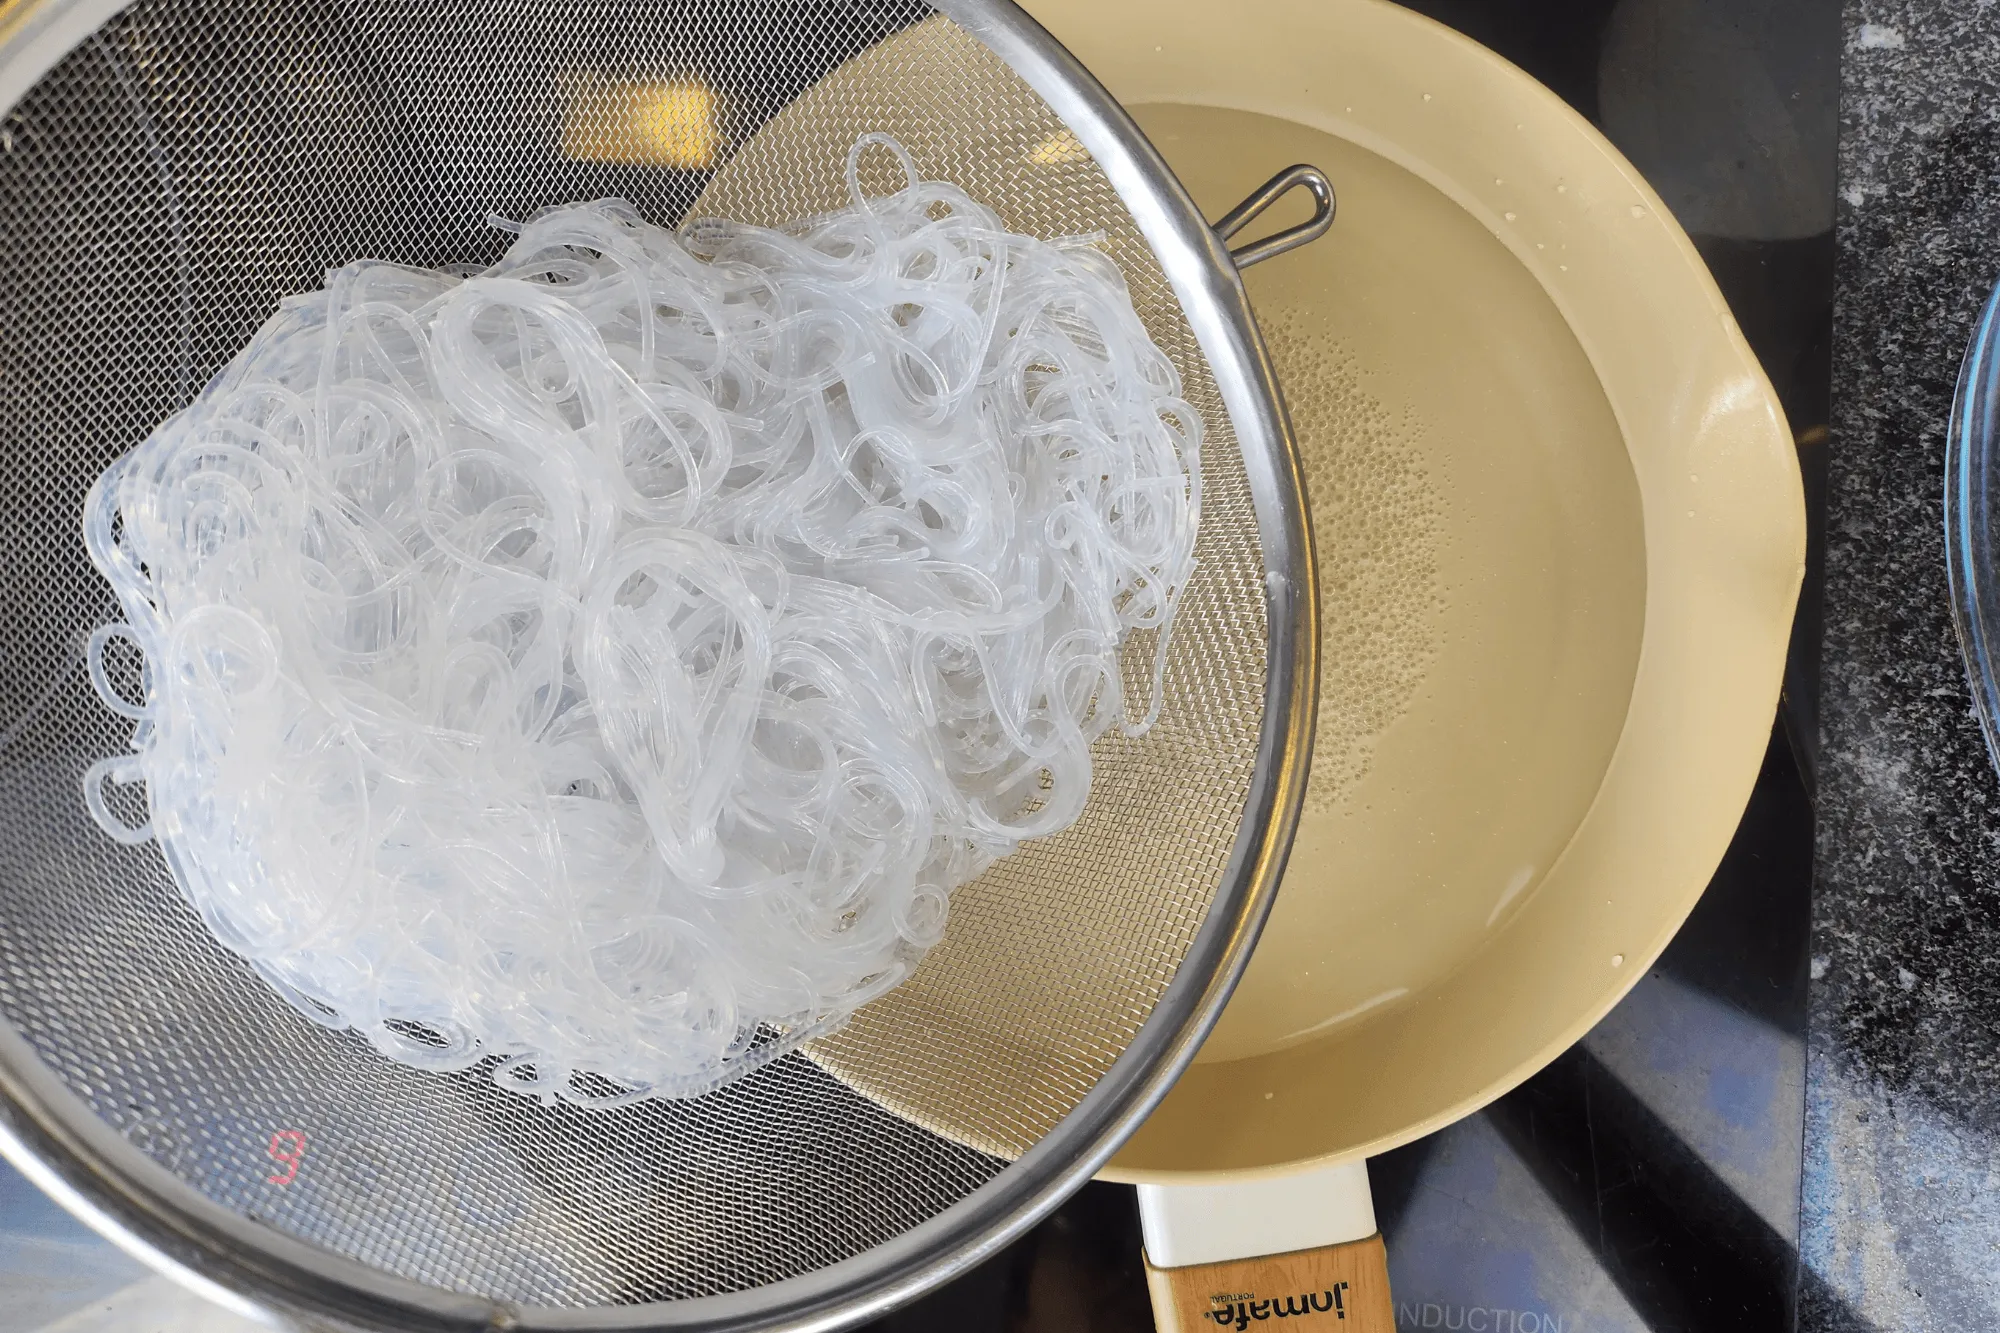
left=78, top=135, right=1201, bottom=1104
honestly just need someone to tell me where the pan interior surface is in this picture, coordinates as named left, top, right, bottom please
left=1132, top=103, right=1646, bottom=1067
left=1021, top=0, right=1804, bottom=1177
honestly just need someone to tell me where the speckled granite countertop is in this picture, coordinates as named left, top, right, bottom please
left=1809, top=3, right=2000, bottom=1327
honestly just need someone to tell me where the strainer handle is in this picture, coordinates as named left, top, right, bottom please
left=1211, top=164, right=1337, bottom=269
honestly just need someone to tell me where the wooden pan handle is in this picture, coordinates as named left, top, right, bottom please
left=1145, top=1233, right=1395, bottom=1332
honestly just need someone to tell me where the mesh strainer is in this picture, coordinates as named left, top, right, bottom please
left=0, top=1, right=1319, bottom=1327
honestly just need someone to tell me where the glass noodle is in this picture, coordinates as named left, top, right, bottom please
left=79, top=136, right=1200, bottom=1104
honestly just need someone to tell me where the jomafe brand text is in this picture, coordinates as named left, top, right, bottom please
left=1206, top=1281, right=1351, bottom=1327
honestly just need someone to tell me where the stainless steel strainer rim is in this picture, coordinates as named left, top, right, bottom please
left=0, top=0, right=1317, bottom=1326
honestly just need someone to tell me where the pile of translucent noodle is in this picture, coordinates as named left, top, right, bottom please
left=77, top=136, right=1201, bottom=1104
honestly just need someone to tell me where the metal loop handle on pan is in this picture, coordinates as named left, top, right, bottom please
left=1212, top=164, right=1338, bottom=269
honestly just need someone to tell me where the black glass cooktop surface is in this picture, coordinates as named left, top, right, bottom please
left=0, top=2, right=1831, bottom=1330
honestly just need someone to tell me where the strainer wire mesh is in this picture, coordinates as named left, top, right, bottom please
left=0, top=0, right=1310, bottom=1325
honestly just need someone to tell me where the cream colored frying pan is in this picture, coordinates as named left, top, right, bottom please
left=1018, top=0, right=1805, bottom=1325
